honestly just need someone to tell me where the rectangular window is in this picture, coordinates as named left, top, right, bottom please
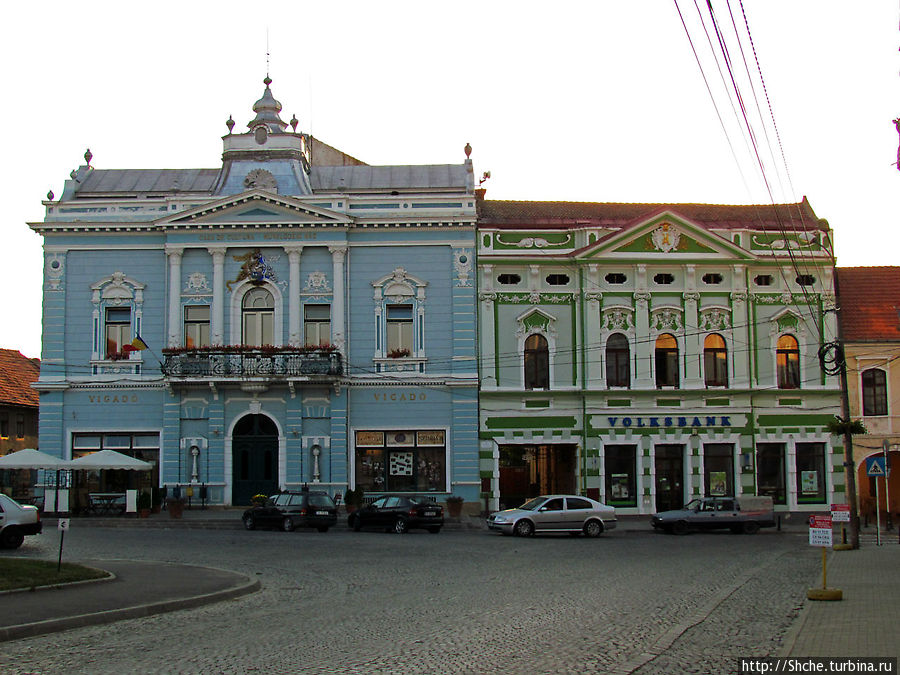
left=757, top=443, right=786, bottom=505
left=0, top=413, right=8, bottom=439
left=105, top=307, right=131, bottom=358
left=604, top=445, right=637, bottom=507
left=304, top=304, right=331, bottom=346
left=354, top=429, right=446, bottom=493
left=15, top=414, right=24, bottom=439
left=386, top=305, right=413, bottom=355
left=184, top=305, right=210, bottom=348
left=796, top=442, right=826, bottom=504
left=703, top=444, right=734, bottom=497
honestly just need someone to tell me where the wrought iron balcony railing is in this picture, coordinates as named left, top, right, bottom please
left=162, top=348, right=342, bottom=379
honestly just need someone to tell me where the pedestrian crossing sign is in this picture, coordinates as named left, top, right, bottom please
left=866, top=456, right=887, bottom=477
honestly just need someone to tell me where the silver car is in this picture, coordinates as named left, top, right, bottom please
left=487, top=495, right=616, bottom=538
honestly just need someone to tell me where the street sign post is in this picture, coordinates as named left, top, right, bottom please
left=831, top=504, right=851, bottom=548
left=807, top=514, right=841, bottom=600
left=867, top=457, right=886, bottom=545
left=57, top=518, right=69, bottom=572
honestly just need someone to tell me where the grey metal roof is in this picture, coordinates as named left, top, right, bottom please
left=310, top=164, right=468, bottom=191
left=75, top=169, right=220, bottom=196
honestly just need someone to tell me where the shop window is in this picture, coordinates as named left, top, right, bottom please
left=606, top=333, right=630, bottom=388
left=862, top=368, right=888, bottom=416
left=241, top=287, right=274, bottom=346
left=524, top=334, right=550, bottom=390
left=497, top=273, right=521, bottom=285
left=653, top=273, right=675, bottom=285
left=71, top=432, right=159, bottom=495
left=184, top=305, right=210, bottom=348
left=796, top=443, right=826, bottom=504
left=605, top=273, right=627, bottom=284
left=703, top=334, right=728, bottom=387
left=604, top=445, right=637, bottom=507
left=354, top=430, right=446, bottom=493
left=304, top=304, right=331, bottom=346
left=776, top=334, right=800, bottom=389
left=545, top=274, right=570, bottom=286
left=105, top=307, right=131, bottom=359
left=655, top=333, right=679, bottom=388
left=756, top=443, right=786, bottom=505
left=703, top=444, right=734, bottom=497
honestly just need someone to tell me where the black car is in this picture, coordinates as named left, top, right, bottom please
left=242, top=490, right=338, bottom=532
left=348, top=495, right=444, bottom=534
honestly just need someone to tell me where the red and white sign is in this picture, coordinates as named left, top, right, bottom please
left=809, top=514, right=833, bottom=547
left=830, top=504, right=851, bottom=523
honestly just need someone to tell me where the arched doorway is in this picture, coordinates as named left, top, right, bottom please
left=232, top=414, right=278, bottom=505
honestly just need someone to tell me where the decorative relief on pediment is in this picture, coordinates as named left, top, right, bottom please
left=700, top=308, right=731, bottom=331
left=184, top=272, right=211, bottom=296
left=243, top=168, right=278, bottom=191
left=651, top=222, right=681, bottom=253
left=603, top=308, right=633, bottom=331
left=651, top=307, right=682, bottom=331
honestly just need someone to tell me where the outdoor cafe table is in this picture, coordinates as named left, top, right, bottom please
left=88, top=493, right=127, bottom=515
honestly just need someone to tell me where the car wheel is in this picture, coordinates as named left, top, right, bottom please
left=513, top=519, right=534, bottom=537
left=317, top=526, right=329, bottom=533
left=393, top=518, right=409, bottom=534
left=427, top=526, right=441, bottom=534
left=672, top=520, right=689, bottom=535
left=583, top=519, right=603, bottom=538
left=0, top=528, right=25, bottom=549
left=243, top=515, right=256, bottom=531
left=282, top=517, right=295, bottom=532
left=743, top=521, right=760, bottom=535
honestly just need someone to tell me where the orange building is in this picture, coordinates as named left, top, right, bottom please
left=837, top=267, right=900, bottom=522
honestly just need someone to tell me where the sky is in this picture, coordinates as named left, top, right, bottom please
left=1, top=1, right=897, bottom=360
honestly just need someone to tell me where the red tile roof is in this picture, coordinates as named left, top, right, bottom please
left=477, top=197, right=826, bottom=231
left=836, top=267, right=900, bottom=342
left=0, top=349, right=40, bottom=408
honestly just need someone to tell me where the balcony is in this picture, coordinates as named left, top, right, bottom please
left=162, top=346, right=343, bottom=382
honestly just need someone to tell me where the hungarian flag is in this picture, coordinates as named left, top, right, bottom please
left=122, top=335, right=149, bottom=353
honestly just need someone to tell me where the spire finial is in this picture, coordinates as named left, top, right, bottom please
left=464, top=142, right=472, bottom=159
left=226, top=115, right=235, bottom=134
left=84, top=148, right=93, bottom=167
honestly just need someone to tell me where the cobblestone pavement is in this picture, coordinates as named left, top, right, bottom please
left=0, top=527, right=819, bottom=674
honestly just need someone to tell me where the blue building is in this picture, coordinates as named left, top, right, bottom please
left=31, top=78, right=479, bottom=507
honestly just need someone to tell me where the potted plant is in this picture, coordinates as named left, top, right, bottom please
left=251, top=493, right=269, bottom=507
left=387, top=348, right=411, bottom=359
left=446, top=495, right=464, bottom=518
left=137, top=491, right=152, bottom=518
left=151, top=487, right=163, bottom=514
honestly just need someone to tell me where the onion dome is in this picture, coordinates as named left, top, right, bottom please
left=247, top=76, right=287, bottom=133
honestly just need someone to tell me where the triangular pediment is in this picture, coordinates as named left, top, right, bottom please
left=155, top=190, right=354, bottom=228
left=577, top=211, right=755, bottom=261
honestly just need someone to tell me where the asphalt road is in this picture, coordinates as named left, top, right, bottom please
left=0, top=526, right=819, bottom=674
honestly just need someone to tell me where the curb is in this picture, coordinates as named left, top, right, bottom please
left=0, top=567, right=260, bottom=644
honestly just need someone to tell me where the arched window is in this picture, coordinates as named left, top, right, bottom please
left=655, top=333, right=679, bottom=388
left=776, top=335, right=800, bottom=389
left=524, top=334, right=549, bottom=390
left=703, top=334, right=728, bottom=387
left=606, top=333, right=630, bottom=388
left=242, top=287, right=274, bottom=346
left=862, top=368, right=888, bottom=416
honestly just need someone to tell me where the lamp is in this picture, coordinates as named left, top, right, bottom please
left=190, top=445, right=200, bottom=484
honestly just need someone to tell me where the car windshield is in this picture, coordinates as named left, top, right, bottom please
left=683, top=499, right=702, bottom=511
left=518, top=497, right=546, bottom=511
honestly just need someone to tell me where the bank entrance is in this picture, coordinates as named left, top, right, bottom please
left=232, top=414, right=278, bottom=505
left=498, top=444, right=576, bottom=510
left=655, top=444, right=685, bottom=512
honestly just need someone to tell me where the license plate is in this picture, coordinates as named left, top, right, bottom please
left=424, top=511, right=436, bottom=517
left=316, top=511, right=328, bottom=515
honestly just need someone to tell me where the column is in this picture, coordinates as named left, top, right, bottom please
left=683, top=290, right=702, bottom=388
left=731, top=291, right=750, bottom=388
left=286, top=246, right=304, bottom=345
left=634, top=291, right=653, bottom=388
left=329, top=246, right=347, bottom=352
left=166, top=247, right=183, bottom=347
left=208, top=248, right=225, bottom=345
left=479, top=292, right=497, bottom=387
left=584, top=264, right=603, bottom=388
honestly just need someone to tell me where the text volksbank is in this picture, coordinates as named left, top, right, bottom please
left=605, top=416, right=732, bottom=428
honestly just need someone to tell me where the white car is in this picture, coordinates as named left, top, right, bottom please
left=0, top=494, right=43, bottom=549
left=487, top=495, right=616, bottom=538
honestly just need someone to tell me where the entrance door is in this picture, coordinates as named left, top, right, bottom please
left=498, top=444, right=576, bottom=510
left=655, top=444, right=684, bottom=512
left=232, top=414, right=278, bottom=505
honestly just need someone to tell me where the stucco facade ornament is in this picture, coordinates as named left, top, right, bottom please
left=700, top=308, right=731, bottom=331
left=584, top=290, right=603, bottom=302
left=46, top=254, right=65, bottom=291
left=683, top=292, right=700, bottom=302
left=453, top=249, right=473, bottom=287
left=243, top=168, right=278, bottom=191
left=603, top=308, right=633, bottom=331
left=633, top=291, right=652, bottom=307
left=227, top=249, right=277, bottom=291
left=731, top=291, right=749, bottom=303
left=304, top=270, right=331, bottom=294
left=479, top=292, right=497, bottom=302
left=652, top=308, right=682, bottom=331
left=651, top=222, right=680, bottom=253
left=184, top=272, right=211, bottom=295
